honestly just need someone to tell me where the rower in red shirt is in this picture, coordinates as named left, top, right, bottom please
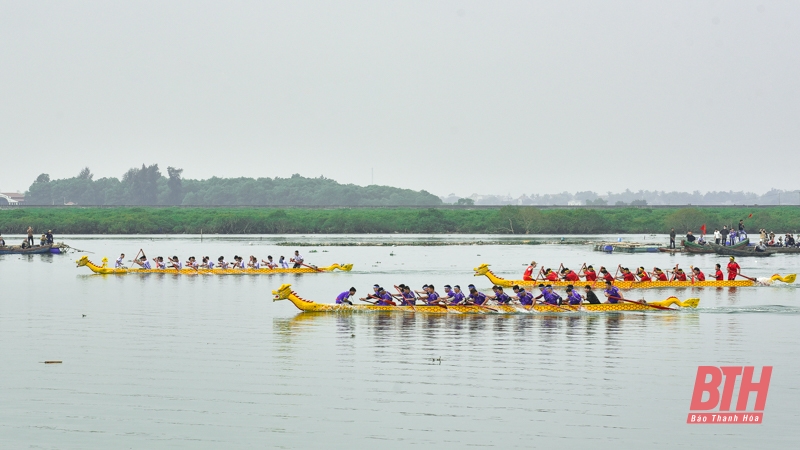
left=713, top=264, right=724, bottom=281
left=522, top=261, right=537, bottom=281
left=691, top=266, right=706, bottom=281
left=636, top=267, right=650, bottom=282
left=727, top=257, right=741, bottom=280
left=653, top=268, right=668, bottom=281
left=583, top=265, right=597, bottom=281
left=672, top=268, right=688, bottom=281
left=621, top=267, right=636, bottom=282
left=544, top=269, right=559, bottom=282
left=562, top=268, right=580, bottom=282
left=599, top=266, right=615, bottom=283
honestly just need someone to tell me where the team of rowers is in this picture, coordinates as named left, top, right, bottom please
left=334, top=281, right=626, bottom=308
left=521, top=258, right=743, bottom=283
left=115, top=250, right=308, bottom=270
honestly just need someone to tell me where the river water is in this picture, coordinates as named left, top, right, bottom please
left=1, top=234, right=798, bottom=449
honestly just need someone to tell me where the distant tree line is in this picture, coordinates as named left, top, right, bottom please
left=24, top=166, right=442, bottom=206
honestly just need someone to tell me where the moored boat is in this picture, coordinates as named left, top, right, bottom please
left=0, top=244, right=53, bottom=255
left=472, top=263, right=795, bottom=289
left=714, top=247, right=773, bottom=258
left=272, top=284, right=701, bottom=314
left=684, top=238, right=749, bottom=254
left=76, top=255, right=353, bottom=275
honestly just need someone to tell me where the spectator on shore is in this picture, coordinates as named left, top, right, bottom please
left=721, top=226, right=729, bottom=246
left=669, top=228, right=676, bottom=249
left=714, top=229, right=721, bottom=245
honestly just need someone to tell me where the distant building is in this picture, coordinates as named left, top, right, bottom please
left=0, top=192, right=25, bottom=205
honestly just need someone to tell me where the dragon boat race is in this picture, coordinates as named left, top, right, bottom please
left=0, top=234, right=798, bottom=449
left=3, top=1, right=800, bottom=448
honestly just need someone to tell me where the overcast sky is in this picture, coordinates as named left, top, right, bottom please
left=1, top=1, right=798, bottom=197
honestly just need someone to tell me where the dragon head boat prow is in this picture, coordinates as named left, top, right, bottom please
left=473, top=263, right=513, bottom=286
left=76, top=255, right=90, bottom=267
left=273, top=284, right=295, bottom=301
left=473, top=263, right=491, bottom=276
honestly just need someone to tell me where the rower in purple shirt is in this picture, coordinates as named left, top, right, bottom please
left=449, top=285, right=466, bottom=305
left=565, top=287, right=583, bottom=305
left=441, top=285, right=455, bottom=301
left=512, top=285, right=534, bottom=306
left=489, top=285, right=512, bottom=304
left=425, top=285, right=441, bottom=305
left=336, top=287, right=356, bottom=305
left=395, top=285, right=417, bottom=306
left=542, top=285, right=562, bottom=305
left=414, top=284, right=443, bottom=305
left=375, top=288, right=396, bottom=306
left=466, top=284, right=488, bottom=305
left=603, top=281, right=622, bottom=304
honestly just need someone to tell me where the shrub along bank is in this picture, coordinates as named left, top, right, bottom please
left=0, top=206, right=797, bottom=235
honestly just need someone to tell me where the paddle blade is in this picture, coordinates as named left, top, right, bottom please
left=771, top=273, right=797, bottom=283
left=679, top=298, right=700, bottom=308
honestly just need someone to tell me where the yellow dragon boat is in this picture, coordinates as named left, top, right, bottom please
left=272, top=284, right=700, bottom=314
left=473, top=263, right=795, bottom=289
left=76, top=255, right=353, bottom=275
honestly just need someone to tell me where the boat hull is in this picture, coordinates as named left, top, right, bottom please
left=471, top=263, right=794, bottom=289
left=714, top=248, right=773, bottom=258
left=272, top=284, right=700, bottom=314
left=75, top=256, right=353, bottom=275
left=0, top=244, right=53, bottom=255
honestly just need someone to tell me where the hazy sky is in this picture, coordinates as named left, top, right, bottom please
left=1, top=1, right=798, bottom=197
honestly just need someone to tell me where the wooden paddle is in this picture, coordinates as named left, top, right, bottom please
left=300, top=263, right=322, bottom=272
left=736, top=273, right=758, bottom=282
left=530, top=290, right=571, bottom=312
left=393, top=285, right=415, bottom=311
left=610, top=296, right=674, bottom=311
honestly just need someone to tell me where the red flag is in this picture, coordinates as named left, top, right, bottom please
left=700, top=224, right=706, bottom=235
left=748, top=213, right=753, bottom=218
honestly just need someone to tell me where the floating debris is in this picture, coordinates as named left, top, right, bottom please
left=42, top=361, right=62, bottom=364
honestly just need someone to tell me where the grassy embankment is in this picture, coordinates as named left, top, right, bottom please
left=0, top=206, right=800, bottom=234
left=0, top=206, right=798, bottom=235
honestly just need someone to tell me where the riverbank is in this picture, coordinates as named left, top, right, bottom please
left=0, top=206, right=797, bottom=235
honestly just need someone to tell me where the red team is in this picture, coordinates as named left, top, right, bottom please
left=521, top=257, right=743, bottom=284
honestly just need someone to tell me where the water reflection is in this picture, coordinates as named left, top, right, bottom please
left=277, top=311, right=702, bottom=340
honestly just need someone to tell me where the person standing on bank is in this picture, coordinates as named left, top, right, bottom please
left=720, top=226, right=729, bottom=246
left=714, top=229, right=721, bottom=245
left=669, top=228, right=676, bottom=249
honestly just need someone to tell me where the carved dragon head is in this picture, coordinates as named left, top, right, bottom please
left=272, top=284, right=294, bottom=301
left=337, top=263, right=354, bottom=272
left=75, top=255, right=90, bottom=267
left=473, top=263, right=491, bottom=276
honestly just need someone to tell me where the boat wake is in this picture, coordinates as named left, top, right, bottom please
left=698, top=305, right=800, bottom=314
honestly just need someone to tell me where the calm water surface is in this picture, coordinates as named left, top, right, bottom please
left=1, top=235, right=798, bottom=449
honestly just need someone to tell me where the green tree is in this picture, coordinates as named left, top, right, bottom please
left=165, top=167, right=184, bottom=205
